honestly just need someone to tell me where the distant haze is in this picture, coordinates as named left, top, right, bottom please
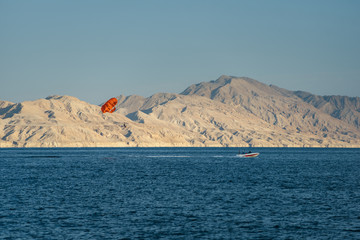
left=1, top=0, right=359, bottom=104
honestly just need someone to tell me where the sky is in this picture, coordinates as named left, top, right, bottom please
left=1, top=0, right=359, bottom=104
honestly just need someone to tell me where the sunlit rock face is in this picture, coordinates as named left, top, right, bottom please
left=1, top=76, right=359, bottom=147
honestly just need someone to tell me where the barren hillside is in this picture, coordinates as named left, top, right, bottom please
left=1, top=76, right=359, bottom=147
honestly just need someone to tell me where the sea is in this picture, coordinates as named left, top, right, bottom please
left=0, top=147, right=359, bottom=239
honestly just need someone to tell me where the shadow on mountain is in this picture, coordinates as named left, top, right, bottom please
left=0, top=104, right=23, bottom=119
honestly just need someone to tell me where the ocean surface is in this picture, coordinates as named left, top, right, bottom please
left=1, top=147, right=360, bottom=239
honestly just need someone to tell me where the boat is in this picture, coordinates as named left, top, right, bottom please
left=236, top=152, right=260, bottom=158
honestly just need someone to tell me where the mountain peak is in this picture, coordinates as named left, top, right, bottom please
left=217, top=75, right=264, bottom=84
left=45, top=95, right=81, bottom=102
left=214, top=75, right=233, bottom=84
left=1, top=76, right=360, bottom=147
left=181, top=75, right=280, bottom=102
left=45, top=95, right=63, bottom=100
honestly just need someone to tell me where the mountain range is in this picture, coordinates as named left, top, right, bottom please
left=1, top=75, right=359, bottom=147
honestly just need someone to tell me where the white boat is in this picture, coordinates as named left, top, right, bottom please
left=236, top=152, right=260, bottom=158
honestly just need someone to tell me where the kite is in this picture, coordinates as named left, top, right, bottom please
left=101, top=97, right=118, bottom=113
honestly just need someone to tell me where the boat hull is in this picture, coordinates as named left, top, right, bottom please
left=236, top=153, right=260, bottom=158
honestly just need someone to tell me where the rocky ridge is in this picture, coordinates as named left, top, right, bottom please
left=1, top=76, right=359, bottom=147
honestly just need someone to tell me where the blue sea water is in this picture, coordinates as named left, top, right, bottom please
left=0, top=147, right=360, bottom=239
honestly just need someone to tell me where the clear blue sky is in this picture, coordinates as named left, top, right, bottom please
left=1, top=0, right=359, bottom=104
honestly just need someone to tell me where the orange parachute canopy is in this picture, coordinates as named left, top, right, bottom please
left=101, top=97, right=118, bottom=113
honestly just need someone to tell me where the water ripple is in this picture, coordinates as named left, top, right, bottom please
left=0, top=147, right=359, bottom=239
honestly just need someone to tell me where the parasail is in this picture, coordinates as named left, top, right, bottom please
left=101, top=97, right=118, bottom=113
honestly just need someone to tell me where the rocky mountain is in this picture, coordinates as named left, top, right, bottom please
left=1, top=76, right=359, bottom=147
left=180, top=75, right=360, bottom=132
left=0, top=95, right=200, bottom=147
left=293, top=91, right=360, bottom=129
